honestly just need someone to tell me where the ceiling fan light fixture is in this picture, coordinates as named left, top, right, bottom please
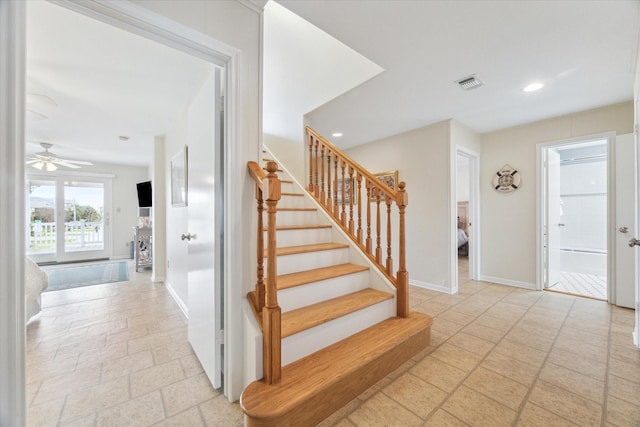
left=31, top=161, right=45, bottom=170
left=44, top=162, right=57, bottom=172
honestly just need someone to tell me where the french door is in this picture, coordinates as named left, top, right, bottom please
left=27, top=174, right=111, bottom=263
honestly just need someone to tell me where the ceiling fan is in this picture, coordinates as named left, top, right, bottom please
left=26, top=142, right=93, bottom=171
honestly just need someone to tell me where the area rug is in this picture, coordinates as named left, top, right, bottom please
left=45, top=262, right=129, bottom=292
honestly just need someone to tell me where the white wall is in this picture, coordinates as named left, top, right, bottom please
left=345, top=120, right=453, bottom=292
left=82, top=162, right=150, bottom=259
left=480, top=101, right=633, bottom=287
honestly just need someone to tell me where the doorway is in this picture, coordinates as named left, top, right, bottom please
left=455, top=147, right=479, bottom=287
left=26, top=174, right=112, bottom=264
left=540, top=138, right=609, bottom=300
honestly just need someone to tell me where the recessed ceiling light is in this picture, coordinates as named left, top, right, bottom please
left=332, top=132, right=343, bottom=138
left=523, top=82, right=544, bottom=92
left=119, top=136, right=129, bottom=142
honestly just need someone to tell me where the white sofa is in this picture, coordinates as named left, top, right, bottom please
left=25, top=257, right=48, bottom=322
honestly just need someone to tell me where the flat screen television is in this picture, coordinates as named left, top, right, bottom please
left=136, top=181, right=152, bottom=207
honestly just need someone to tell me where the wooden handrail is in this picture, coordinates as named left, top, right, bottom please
left=248, top=161, right=266, bottom=185
left=305, top=127, right=409, bottom=318
left=306, top=127, right=398, bottom=201
left=247, top=160, right=282, bottom=385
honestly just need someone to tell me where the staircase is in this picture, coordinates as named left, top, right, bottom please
left=241, top=135, right=432, bottom=426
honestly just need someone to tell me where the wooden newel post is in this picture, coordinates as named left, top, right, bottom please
left=263, top=161, right=282, bottom=384
left=396, top=181, right=409, bottom=318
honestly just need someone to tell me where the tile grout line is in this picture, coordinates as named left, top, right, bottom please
left=511, top=297, right=583, bottom=426
left=413, top=285, right=536, bottom=424
left=601, top=306, right=613, bottom=426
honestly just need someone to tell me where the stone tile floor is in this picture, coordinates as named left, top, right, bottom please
left=26, top=259, right=640, bottom=426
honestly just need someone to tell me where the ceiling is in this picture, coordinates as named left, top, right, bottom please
left=25, top=1, right=640, bottom=166
left=26, top=1, right=212, bottom=167
left=278, top=0, right=640, bottom=149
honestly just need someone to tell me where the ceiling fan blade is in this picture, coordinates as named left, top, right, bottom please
left=26, top=93, right=57, bottom=107
left=26, top=109, right=47, bottom=121
left=58, top=159, right=94, bottom=166
left=53, top=160, right=81, bottom=169
left=25, top=159, right=40, bottom=165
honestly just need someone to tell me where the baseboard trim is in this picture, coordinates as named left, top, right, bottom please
left=165, top=279, right=188, bottom=319
left=410, top=279, right=458, bottom=295
left=478, top=275, right=536, bottom=290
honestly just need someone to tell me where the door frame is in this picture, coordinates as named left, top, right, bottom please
left=454, top=146, right=480, bottom=286
left=535, top=132, right=615, bottom=300
left=1, top=2, right=251, bottom=420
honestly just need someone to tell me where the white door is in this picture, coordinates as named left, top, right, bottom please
left=545, top=149, right=562, bottom=288
left=615, top=134, right=635, bottom=308
left=187, top=67, right=223, bottom=388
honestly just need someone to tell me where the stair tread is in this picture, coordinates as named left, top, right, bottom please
left=281, top=192, right=304, bottom=197
left=278, top=263, right=369, bottom=290
left=241, top=312, right=432, bottom=421
left=281, top=289, right=393, bottom=338
left=265, top=243, right=348, bottom=258
left=275, top=207, right=316, bottom=212
left=265, top=224, right=331, bottom=231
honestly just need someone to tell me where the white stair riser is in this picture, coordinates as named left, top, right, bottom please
left=266, top=228, right=332, bottom=247
left=270, top=210, right=317, bottom=226
left=278, top=195, right=308, bottom=209
left=280, top=182, right=295, bottom=193
left=267, top=248, right=349, bottom=275
left=278, top=271, right=370, bottom=312
left=281, top=299, right=396, bottom=366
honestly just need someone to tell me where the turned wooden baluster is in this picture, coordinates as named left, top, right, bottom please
left=320, top=144, right=325, bottom=203
left=263, top=161, right=282, bottom=384
left=333, top=155, right=339, bottom=217
left=255, top=186, right=265, bottom=312
left=386, top=197, right=393, bottom=275
left=366, top=180, right=372, bottom=254
left=307, top=135, right=314, bottom=193
left=396, top=181, right=408, bottom=318
left=326, top=150, right=332, bottom=208
left=313, top=138, right=319, bottom=197
left=356, top=173, right=363, bottom=244
left=348, top=166, right=355, bottom=234
left=340, top=160, right=347, bottom=226
left=375, top=187, right=382, bottom=264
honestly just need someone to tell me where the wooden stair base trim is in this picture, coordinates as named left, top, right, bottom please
left=241, top=312, right=432, bottom=427
left=281, top=289, right=393, bottom=338
left=281, top=192, right=304, bottom=197
left=264, top=243, right=349, bottom=258
left=277, top=263, right=369, bottom=290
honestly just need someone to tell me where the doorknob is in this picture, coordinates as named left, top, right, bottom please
left=181, top=233, right=196, bottom=241
left=619, top=226, right=629, bottom=233
left=628, top=237, right=640, bottom=247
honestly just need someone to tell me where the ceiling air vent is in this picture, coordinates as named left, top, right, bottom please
left=455, top=75, right=483, bottom=91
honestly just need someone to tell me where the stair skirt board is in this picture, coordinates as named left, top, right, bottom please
left=265, top=227, right=333, bottom=247
left=281, top=297, right=395, bottom=366
left=278, top=270, right=370, bottom=312
left=268, top=248, right=350, bottom=276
